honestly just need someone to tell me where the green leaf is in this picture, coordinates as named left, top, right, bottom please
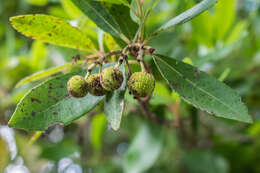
left=190, top=7, right=215, bottom=47
left=150, top=82, right=173, bottom=105
left=26, top=0, right=48, bottom=6
left=30, top=41, right=48, bottom=70
left=61, top=0, right=83, bottom=19
left=130, top=0, right=139, bottom=23
left=72, top=0, right=129, bottom=43
left=15, top=62, right=74, bottom=88
left=8, top=69, right=104, bottom=131
left=214, top=0, right=236, bottom=41
left=109, top=4, right=138, bottom=40
left=10, top=14, right=94, bottom=51
left=123, top=123, right=162, bottom=173
left=225, top=20, right=248, bottom=45
left=149, top=0, right=217, bottom=38
left=90, top=113, right=107, bottom=151
left=95, top=0, right=129, bottom=5
left=153, top=54, right=253, bottom=123
left=193, top=39, right=243, bottom=67
left=104, top=64, right=126, bottom=131
left=40, top=138, right=81, bottom=161
left=183, top=150, right=229, bottom=173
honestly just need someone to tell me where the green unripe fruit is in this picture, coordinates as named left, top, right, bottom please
left=67, top=75, right=88, bottom=98
left=101, top=67, right=124, bottom=91
left=127, top=72, right=155, bottom=98
left=86, top=74, right=107, bottom=96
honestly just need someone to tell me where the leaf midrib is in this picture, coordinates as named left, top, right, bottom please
left=153, top=56, right=245, bottom=116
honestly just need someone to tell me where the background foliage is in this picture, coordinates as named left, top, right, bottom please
left=0, top=0, right=260, bottom=173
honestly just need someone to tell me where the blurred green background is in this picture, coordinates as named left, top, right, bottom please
left=0, top=0, right=260, bottom=172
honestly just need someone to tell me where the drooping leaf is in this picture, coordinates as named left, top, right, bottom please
left=104, top=64, right=126, bottom=131
left=153, top=54, right=253, bottom=123
left=8, top=68, right=104, bottom=131
left=148, top=0, right=217, bottom=39
left=10, top=15, right=94, bottom=51
left=71, top=0, right=129, bottom=43
left=123, top=123, right=162, bottom=173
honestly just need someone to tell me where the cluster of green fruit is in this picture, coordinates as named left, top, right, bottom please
left=67, top=66, right=155, bottom=98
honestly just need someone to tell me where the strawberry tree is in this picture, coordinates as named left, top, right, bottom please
left=8, top=0, right=253, bottom=133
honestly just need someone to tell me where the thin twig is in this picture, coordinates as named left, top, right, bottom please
left=124, top=55, right=132, bottom=78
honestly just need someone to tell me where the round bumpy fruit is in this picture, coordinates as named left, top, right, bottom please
left=86, top=74, right=107, bottom=96
left=101, top=67, right=124, bottom=91
left=67, top=75, right=88, bottom=98
left=127, top=72, right=155, bottom=98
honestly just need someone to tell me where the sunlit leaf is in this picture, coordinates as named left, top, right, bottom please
left=153, top=54, right=253, bottom=123
left=61, top=0, right=82, bottom=19
left=214, top=0, right=236, bottom=41
left=105, top=33, right=119, bottom=50
left=10, top=14, right=94, bottom=51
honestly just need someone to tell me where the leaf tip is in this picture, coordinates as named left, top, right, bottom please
left=9, top=15, right=24, bottom=30
left=7, top=111, right=21, bottom=129
left=9, top=16, right=16, bottom=22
